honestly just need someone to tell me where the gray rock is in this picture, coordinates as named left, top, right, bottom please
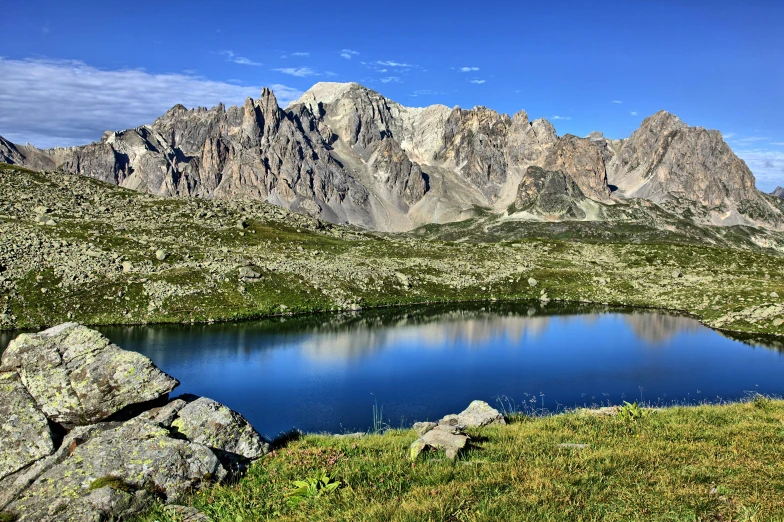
left=121, top=261, right=133, bottom=273
left=528, top=277, right=538, bottom=287
left=0, top=423, right=117, bottom=512
left=0, top=372, right=55, bottom=480
left=238, top=265, right=263, bottom=282
left=1, top=323, right=179, bottom=426
left=412, top=421, right=437, bottom=437
left=155, top=249, right=168, bottom=261
left=170, top=397, right=269, bottom=465
left=672, top=270, right=683, bottom=278
left=395, top=271, right=410, bottom=288
left=410, top=424, right=469, bottom=461
left=5, top=417, right=226, bottom=520
left=455, top=400, right=506, bottom=428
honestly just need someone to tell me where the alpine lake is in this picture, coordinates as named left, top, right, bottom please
left=2, top=302, right=783, bottom=439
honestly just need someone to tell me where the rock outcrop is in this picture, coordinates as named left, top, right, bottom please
left=1, top=323, right=178, bottom=426
left=0, top=324, right=269, bottom=522
left=1, top=83, right=780, bottom=231
left=514, top=166, right=589, bottom=219
left=773, top=187, right=784, bottom=199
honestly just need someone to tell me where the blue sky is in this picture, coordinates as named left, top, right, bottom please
left=1, top=0, right=783, bottom=190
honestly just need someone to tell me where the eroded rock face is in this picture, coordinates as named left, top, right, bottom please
left=607, top=111, right=781, bottom=226
left=543, top=135, right=611, bottom=202
left=514, top=166, right=588, bottom=219
left=0, top=372, right=55, bottom=480
left=0, top=322, right=178, bottom=426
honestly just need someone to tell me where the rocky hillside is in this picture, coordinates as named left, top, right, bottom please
left=1, top=164, right=784, bottom=339
left=1, top=82, right=782, bottom=231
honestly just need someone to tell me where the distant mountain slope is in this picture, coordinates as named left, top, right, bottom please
left=1, top=82, right=781, bottom=231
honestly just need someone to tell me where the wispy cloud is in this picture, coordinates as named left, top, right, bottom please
left=772, top=142, right=784, bottom=146
left=380, top=77, right=401, bottom=84
left=273, top=67, right=319, bottom=77
left=221, top=50, right=262, bottom=66
left=280, top=51, right=310, bottom=58
left=0, top=57, right=303, bottom=148
left=411, top=89, right=445, bottom=97
left=469, top=79, right=485, bottom=84
left=723, top=132, right=737, bottom=139
left=459, top=66, right=479, bottom=72
left=551, top=115, right=572, bottom=120
left=630, top=111, right=638, bottom=116
left=340, top=49, right=359, bottom=59
left=377, top=60, right=412, bottom=67
left=612, top=100, right=622, bottom=104
left=735, top=136, right=769, bottom=143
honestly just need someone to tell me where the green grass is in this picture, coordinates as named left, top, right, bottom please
left=135, top=400, right=784, bottom=521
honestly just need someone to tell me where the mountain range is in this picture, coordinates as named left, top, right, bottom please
left=1, top=82, right=782, bottom=232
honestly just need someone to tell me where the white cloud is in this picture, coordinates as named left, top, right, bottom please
left=470, top=79, right=486, bottom=84
left=772, top=142, right=784, bottom=146
left=735, top=136, right=769, bottom=143
left=377, top=60, right=411, bottom=67
left=459, top=67, right=479, bottom=72
left=221, top=50, right=262, bottom=66
left=380, top=77, right=401, bottom=83
left=723, top=132, right=737, bottom=139
left=291, top=52, right=310, bottom=57
left=612, top=100, right=623, bottom=104
left=630, top=111, right=638, bottom=116
left=0, top=57, right=303, bottom=148
left=340, top=49, right=359, bottom=59
left=272, top=67, right=318, bottom=77
left=732, top=147, right=784, bottom=191
left=551, top=115, right=572, bottom=120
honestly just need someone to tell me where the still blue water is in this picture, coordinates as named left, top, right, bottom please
left=3, top=303, right=783, bottom=439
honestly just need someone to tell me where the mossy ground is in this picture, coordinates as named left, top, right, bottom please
left=135, top=399, right=784, bottom=521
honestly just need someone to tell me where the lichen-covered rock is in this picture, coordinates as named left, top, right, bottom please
left=0, top=423, right=117, bottom=512
left=36, top=486, right=147, bottom=522
left=455, top=400, right=506, bottom=428
left=171, top=397, right=269, bottom=465
left=0, top=372, right=55, bottom=480
left=5, top=417, right=226, bottom=521
left=0, top=323, right=178, bottom=426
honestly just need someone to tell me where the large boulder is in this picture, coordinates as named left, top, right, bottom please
left=0, top=323, right=178, bottom=426
left=455, top=400, right=506, bottom=428
left=171, top=397, right=269, bottom=466
left=0, top=372, right=55, bottom=480
left=5, top=417, right=226, bottom=521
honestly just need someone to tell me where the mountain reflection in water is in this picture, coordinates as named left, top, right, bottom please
left=2, top=302, right=783, bottom=437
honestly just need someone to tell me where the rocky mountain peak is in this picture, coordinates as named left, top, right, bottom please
left=0, top=83, right=779, bottom=232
